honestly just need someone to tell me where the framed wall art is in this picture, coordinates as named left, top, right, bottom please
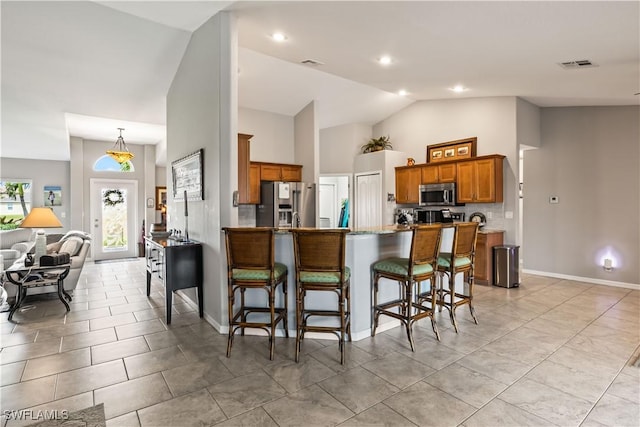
left=171, top=149, right=204, bottom=201
left=44, top=185, right=62, bottom=206
left=426, top=137, right=477, bottom=163
left=155, top=186, right=167, bottom=210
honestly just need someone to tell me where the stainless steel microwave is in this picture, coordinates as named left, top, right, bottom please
left=419, top=183, right=459, bottom=206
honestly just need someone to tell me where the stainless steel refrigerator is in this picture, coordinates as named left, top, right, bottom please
left=256, top=182, right=316, bottom=228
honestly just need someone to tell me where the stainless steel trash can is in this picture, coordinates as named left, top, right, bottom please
left=493, top=245, right=520, bottom=288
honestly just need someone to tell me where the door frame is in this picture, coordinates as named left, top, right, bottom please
left=319, top=173, right=353, bottom=228
left=90, top=178, right=139, bottom=261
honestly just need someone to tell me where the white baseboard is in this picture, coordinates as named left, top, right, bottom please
left=523, top=269, right=640, bottom=290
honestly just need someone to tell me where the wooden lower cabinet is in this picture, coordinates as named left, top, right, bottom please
left=474, top=230, right=504, bottom=285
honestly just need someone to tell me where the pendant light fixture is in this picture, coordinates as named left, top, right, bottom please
left=106, top=128, right=134, bottom=163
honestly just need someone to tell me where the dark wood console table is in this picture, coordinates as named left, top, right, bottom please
left=144, top=237, right=203, bottom=324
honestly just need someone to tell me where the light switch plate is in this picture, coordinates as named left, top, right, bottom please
left=550, top=196, right=559, bottom=204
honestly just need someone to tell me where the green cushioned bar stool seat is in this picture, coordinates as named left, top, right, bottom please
left=299, top=267, right=351, bottom=283
left=232, top=262, right=288, bottom=280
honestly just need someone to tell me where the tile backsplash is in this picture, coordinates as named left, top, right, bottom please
left=238, top=205, right=256, bottom=226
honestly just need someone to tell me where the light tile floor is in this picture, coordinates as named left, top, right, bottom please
left=1, top=259, right=638, bottom=427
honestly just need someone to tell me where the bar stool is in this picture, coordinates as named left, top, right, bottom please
left=290, top=229, right=350, bottom=364
left=372, top=224, right=442, bottom=351
left=222, top=227, right=288, bottom=360
left=428, top=222, right=479, bottom=333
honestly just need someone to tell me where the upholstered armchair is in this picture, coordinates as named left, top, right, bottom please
left=44, top=230, right=91, bottom=292
left=0, top=228, right=35, bottom=269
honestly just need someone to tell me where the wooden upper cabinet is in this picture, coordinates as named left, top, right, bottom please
left=456, top=156, right=504, bottom=203
left=438, top=163, right=457, bottom=183
left=258, top=162, right=302, bottom=182
left=259, top=163, right=282, bottom=181
left=421, top=165, right=439, bottom=184
left=237, top=134, right=255, bottom=204
left=248, top=163, right=261, bottom=204
left=281, top=165, right=302, bottom=182
left=421, top=164, right=456, bottom=184
left=395, top=166, right=422, bottom=204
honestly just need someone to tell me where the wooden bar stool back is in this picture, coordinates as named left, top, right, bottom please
left=372, top=224, right=442, bottom=351
left=435, top=222, right=479, bottom=332
left=290, top=228, right=351, bottom=364
left=222, top=227, right=288, bottom=360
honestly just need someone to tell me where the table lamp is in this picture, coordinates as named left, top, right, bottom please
left=19, top=207, right=63, bottom=263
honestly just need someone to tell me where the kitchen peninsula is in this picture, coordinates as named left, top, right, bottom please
left=232, top=225, right=500, bottom=341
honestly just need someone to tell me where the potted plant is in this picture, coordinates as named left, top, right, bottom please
left=361, top=136, right=392, bottom=153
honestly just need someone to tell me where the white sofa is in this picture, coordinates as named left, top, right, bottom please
left=2, top=230, right=91, bottom=298
left=0, top=228, right=35, bottom=270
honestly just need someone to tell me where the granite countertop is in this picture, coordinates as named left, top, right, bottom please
left=478, top=228, right=505, bottom=234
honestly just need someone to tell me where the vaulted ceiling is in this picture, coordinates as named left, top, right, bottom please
left=2, top=1, right=638, bottom=164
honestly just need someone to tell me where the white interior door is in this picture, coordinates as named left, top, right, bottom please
left=319, top=183, right=337, bottom=227
left=355, top=172, right=382, bottom=228
left=90, top=179, right=138, bottom=261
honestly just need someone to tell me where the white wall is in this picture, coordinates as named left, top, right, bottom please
left=294, top=101, right=318, bottom=183
left=166, top=11, right=236, bottom=329
left=373, top=97, right=519, bottom=241
left=524, top=106, right=639, bottom=285
left=0, top=158, right=71, bottom=231
left=239, top=107, right=294, bottom=164
left=320, top=123, right=372, bottom=174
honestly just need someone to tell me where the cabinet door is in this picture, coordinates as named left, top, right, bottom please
left=475, top=231, right=504, bottom=285
left=474, top=233, right=488, bottom=283
left=475, top=158, right=500, bottom=203
left=438, top=163, right=457, bottom=182
left=248, top=163, right=261, bottom=204
left=395, top=167, right=421, bottom=204
left=237, top=134, right=253, bottom=204
left=281, top=165, right=302, bottom=182
left=456, top=158, right=502, bottom=203
left=260, top=164, right=282, bottom=181
left=456, top=162, right=476, bottom=203
left=421, top=165, right=439, bottom=184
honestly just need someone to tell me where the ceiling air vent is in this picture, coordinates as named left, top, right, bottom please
left=300, top=59, right=324, bottom=66
left=558, top=59, right=598, bottom=69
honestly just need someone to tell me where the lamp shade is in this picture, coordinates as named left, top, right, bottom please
left=19, top=207, right=63, bottom=228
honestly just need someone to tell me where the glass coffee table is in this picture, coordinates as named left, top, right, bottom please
left=4, top=263, right=71, bottom=322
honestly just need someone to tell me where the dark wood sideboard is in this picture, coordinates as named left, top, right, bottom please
left=144, top=237, right=203, bottom=324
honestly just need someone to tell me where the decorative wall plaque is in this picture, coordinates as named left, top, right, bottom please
left=427, top=137, right=477, bottom=163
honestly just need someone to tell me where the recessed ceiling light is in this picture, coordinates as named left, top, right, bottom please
left=450, top=85, right=467, bottom=93
left=272, top=32, right=287, bottom=42
left=398, top=89, right=408, bottom=96
left=378, top=56, right=392, bottom=66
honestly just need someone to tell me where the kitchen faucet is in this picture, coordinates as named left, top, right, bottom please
left=292, top=211, right=301, bottom=228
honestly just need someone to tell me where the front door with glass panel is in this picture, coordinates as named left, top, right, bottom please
left=90, top=179, right=138, bottom=261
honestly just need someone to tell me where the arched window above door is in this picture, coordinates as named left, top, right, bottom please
left=93, top=155, right=135, bottom=172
